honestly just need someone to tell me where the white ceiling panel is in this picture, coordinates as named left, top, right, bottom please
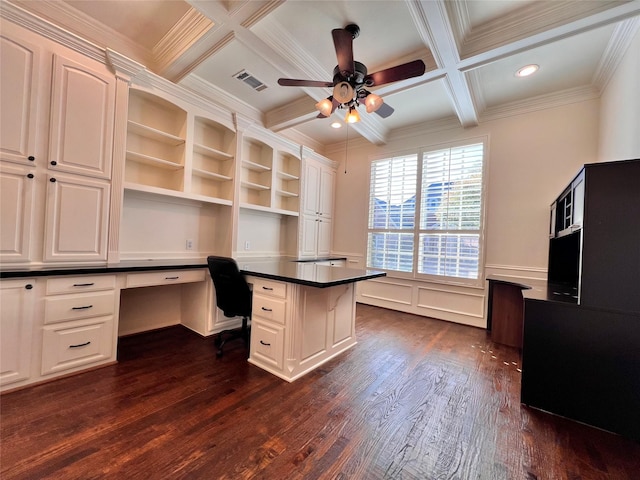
left=474, top=23, right=616, bottom=108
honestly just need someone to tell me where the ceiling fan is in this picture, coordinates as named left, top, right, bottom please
left=277, top=24, right=426, bottom=124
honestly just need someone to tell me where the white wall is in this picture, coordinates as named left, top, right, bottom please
left=327, top=99, right=600, bottom=327
left=599, top=25, right=640, bottom=161
left=119, top=191, right=222, bottom=259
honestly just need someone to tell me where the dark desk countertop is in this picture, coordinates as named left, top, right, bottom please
left=486, top=274, right=578, bottom=304
left=0, top=256, right=385, bottom=288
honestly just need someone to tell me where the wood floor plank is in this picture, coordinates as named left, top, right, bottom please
left=1, top=304, right=639, bottom=479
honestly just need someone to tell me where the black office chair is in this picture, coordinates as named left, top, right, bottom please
left=207, top=256, right=252, bottom=358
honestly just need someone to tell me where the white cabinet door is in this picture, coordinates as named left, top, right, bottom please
left=0, top=33, right=41, bottom=166
left=317, top=218, right=332, bottom=257
left=300, top=158, right=336, bottom=257
left=302, top=160, right=321, bottom=216
left=300, top=214, right=319, bottom=257
left=43, top=172, right=110, bottom=262
left=0, top=163, right=36, bottom=263
left=0, top=279, right=35, bottom=387
left=48, top=53, right=115, bottom=180
left=319, top=166, right=335, bottom=218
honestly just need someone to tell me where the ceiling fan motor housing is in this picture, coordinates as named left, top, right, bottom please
left=333, top=61, right=369, bottom=89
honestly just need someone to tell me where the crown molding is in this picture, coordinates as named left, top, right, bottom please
left=7, top=0, right=150, bottom=65
left=592, top=17, right=640, bottom=91
left=466, top=69, right=487, bottom=114
left=105, top=49, right=146, bottom=81
left=1, top=1, right=108, bottom=65
left=387, top=116, right=463, bottom=143
left=479, top=85, right=600, bottom=123
left=152, top=8, right=215, bottom=75
left=180, top=73, right=263, bottom=126
left=238, top=0, right=284, bottom=29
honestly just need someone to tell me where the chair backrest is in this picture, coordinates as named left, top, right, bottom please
left=207, top=256, right=252, bottom=318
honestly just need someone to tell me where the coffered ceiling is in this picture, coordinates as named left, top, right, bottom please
left=7, top=0, right=640, bottom=151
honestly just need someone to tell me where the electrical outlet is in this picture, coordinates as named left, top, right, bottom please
left=186, top=239, right=193, bottom=250
left=244, top=240, right=250, bottom=250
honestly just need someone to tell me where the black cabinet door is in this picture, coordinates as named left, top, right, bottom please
left=521, top=299, right=640, bottom=442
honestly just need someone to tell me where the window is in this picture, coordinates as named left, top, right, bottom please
left=367, top=141, right=485, bottom=284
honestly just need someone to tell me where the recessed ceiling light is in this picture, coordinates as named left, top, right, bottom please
left=331, top=121, right=342, bottom=129
left=516, top=64, right=539, bottom=77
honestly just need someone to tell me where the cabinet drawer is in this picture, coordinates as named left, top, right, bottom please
left=252, top=278, right=287, bottom=299
left=125, top=269, right=205, bottom=288
left=41, top=317, right=114, bottom=375
left=250, top=320, right=284, bottom=371
left=253, top=295, right=286, bottom=324
left=46, top=275, right=115, bottom=295
left=44, top=291, right=116, bottom=324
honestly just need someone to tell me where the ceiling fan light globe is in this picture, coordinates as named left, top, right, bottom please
left=316, top=98, right=334, bottom=117
left=364, top=93, right=383, bottom=113
left=345, top=107, right=360, bottom=123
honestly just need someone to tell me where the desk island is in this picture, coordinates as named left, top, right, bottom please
left=238, top=259, right=386, bottom=382
left=0, top=258, right=385, bottom=390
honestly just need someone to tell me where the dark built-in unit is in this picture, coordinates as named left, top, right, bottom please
left=521, top=159, right=640, bottom=442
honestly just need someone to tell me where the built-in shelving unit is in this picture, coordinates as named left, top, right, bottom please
left=239, top=136, right=301, bottom=216
left=273, top=151, right=300, bottom=213
left=125, top=90, right=186, bottom=193
left=124, top=89, right=237, bottom=206
left=240, top=138, right=273, bottom=210
left=190, top=116, right=235, bottom=203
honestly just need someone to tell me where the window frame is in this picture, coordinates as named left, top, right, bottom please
left=365, top=137, right=489, bottom=288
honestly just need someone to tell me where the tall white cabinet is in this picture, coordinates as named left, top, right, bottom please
left=300, top=151, right=336, bottom=258
left=0, top=21, right=115, bottom=265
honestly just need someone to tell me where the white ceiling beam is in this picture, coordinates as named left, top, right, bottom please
left=407, top=0, right=479, bottom=128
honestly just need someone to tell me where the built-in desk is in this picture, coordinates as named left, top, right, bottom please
left=0, top=258, right=384, bottom=391
left=238, top=259, right=385, bottom=382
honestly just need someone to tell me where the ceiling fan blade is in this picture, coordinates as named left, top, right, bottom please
left=374, top=102, right=394, bottom=118
left=278, top=78, right=333, bottom=88
left=366, top=59, right=426, bottom=86
left=332, top=28, right=355, bottom=76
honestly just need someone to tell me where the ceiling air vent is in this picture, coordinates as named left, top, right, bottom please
left=233, top=69, right=268, bottom=92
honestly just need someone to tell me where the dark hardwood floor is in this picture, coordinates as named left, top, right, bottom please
left=1, top=304, right=639, bottom=479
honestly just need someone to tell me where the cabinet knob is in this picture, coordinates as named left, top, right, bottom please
left=25, top=284, right=33, bottom=290
left=27, top=173, right=34, bottom=179
left=27, top=156, right=35, bottom=161
left=50, top=161, right=57, bottom=166
left=50, top=178, right=57, bottom=183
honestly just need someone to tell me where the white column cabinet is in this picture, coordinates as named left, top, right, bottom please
left=0, top=22, right=115, bottom=265
left=300, top=157, right=336, bottom=258
left=0, top=279, right=35, bottom=387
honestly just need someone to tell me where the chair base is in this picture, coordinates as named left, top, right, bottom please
left=215, top=317, right=250, bottom=358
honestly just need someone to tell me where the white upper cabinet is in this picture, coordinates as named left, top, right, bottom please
left=0, top=21, right=116, bottom=265
left=302, top=158, right=335, bottom=219
left=48, top=54, right=115, bottom=179
left=0, top=33, right=41, bottom=166
left=299, top=156, right=336, bottom=257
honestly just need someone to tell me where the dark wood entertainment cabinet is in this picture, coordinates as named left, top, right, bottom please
left=520, top=159, right=640, bottom=442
